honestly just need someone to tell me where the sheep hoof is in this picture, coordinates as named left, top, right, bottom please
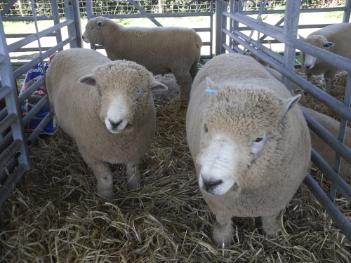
left=127, top=178, right=141, bottom=190
left=262, top=214, right=282, bottom=237
left=97, top=189, right=114, bottom=200
left=212, top=222, right=233, bottom=247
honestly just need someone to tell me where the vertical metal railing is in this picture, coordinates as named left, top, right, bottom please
left=0, top=13, right=31, bottom=208
left=0, top=0, right=82, bottom=207
left=343, top=0, right=351, bottom=22
left=64, top=0, right=82, bottom=48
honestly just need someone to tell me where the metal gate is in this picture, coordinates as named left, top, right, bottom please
left=216, top=0, right=351, bottom=239
left=0, top=0, right=82, bottom=208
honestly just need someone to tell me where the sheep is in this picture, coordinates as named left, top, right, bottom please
left=302, top=107, right=351, bottom=179
left=301, top=23, right=351, bottom=90
left=186, top=53, right=311, bottom=246
left=82, top=16, right=202, bottom=103
left=46, top=48, right=167, bottom=199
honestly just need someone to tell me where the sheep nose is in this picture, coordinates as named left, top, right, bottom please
left=305, top=64, right=312, bottom=70
left=109, top=119, right=123, bottom=129
left=203, top=178, right=223, bottom=193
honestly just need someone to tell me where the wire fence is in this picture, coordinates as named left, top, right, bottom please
left=0, top=0, right=214, bottom=17
left=0, top=0, right=347, bottom=18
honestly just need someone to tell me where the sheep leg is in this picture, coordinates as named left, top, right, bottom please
left=212, top=214, right=233, bottom=247
left=126, top=161, right=141, bottom=190
left=261, top=210, right=283, bottom=236
left=324, top=70, right=336, bottom=91
left=173, top=70, right=192, bottom=104
left=81, top=152, right=113, bottom=199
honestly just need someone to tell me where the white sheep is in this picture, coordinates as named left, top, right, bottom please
left=82, top=16, right=202, bottom=103
left=301, top=23, right=351, bottom=90
left=46, top=48, right=167, bottom=199
left=186, top=53, right=311, bottom=246
left=302, top=107, right=351, bottom=179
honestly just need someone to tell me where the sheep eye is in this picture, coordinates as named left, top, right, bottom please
left=203, top=123, right=208, bottom=133
left=254, top=137, right=263, bottom=143
left=250, top=132, right=268, bottom=156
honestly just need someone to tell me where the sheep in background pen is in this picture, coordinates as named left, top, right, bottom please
left=301, top=23, right=351, bottom=91
left=265, top=66, right=351, bottom=179
left=82, top=16, right=202, bottom=104
left=46, top=48, right=167, bottom=199
left=186, top=53, right=311, bottom=246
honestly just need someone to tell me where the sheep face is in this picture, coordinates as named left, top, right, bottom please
left=80, top=62, right=167, bottom=134
left=82, top=17, right=111, bottom=45
left=302, top=35, right=335, bottom=72
left=196, top=84, right=300, bottom=197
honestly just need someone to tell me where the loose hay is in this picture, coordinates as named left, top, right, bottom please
left=1, top=75, right=351, bottom=263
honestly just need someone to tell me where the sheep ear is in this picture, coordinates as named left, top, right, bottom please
left=281, top=94, right=301, bottom=120
left=150, top=79, right=168, bottom=93
left=323, top=41, right=335, bottom=48
left=79, top=74, right=96, bottom=86
left=298, top=34, right=305, bottom=40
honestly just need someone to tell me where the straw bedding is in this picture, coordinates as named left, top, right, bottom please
left=0, top=73, right=350, bottom=262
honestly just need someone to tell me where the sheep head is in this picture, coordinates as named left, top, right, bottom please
left=196, top=79, right=300, bottom=197
left=79, top=60, right=167, bottom=134
left=82, top=16, right=116, bottom=46
left=302, top=35, right=335, bottom=71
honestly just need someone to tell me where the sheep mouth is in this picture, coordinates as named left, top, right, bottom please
left=82, top=35, right=90, bottom=43
left=107, top=123, right=133, bottom=134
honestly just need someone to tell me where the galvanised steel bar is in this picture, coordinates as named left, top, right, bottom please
left=0, top=85, right=11, bottom=100
left=21, top=95, right=48, bottom=126
left=229, top=0, right=242, bottom=51
left=0, top=164, right=27, bottom=208
left=305, top=175, right=351, bottom=240
left=8, top=20, right=73, bottom=52
left=222, top=43, right=237, bottom=53
left=304, top=112, right=351, bottom=164
left=0, top=114, right=16, bottom=134
left=127, top=0, right=162, bottom=27
left=50, top=0, right=63, bottom=50
left=240, top=23, right=333, bottom=30
left=243, top=6, right=345, bottom=15
left=225, top=28, right=283, bottom=62
left=18, top=78, right=44, bottom=104
left=343, top=0, right=351, bottom=22
left=5, top=33, right=56, bottom=38
left=0, top=14, right=30, bottom=170
left=64, top=0, right=82, bottom=48
left=14, top=37, right=74, bottom=78
left=216, top=0, right=226, bottom=55
left=282, top=0, right=300, bottom=91
left=31, top=0, right=44, bottom=67
left=28, top=112, right=53, bottom=142
left=2, top=15, right=53, bottom=21
left=86, top=0, right=94, bottom=18
left=86, top=12, right=214, bottom=19
left=0, top=140, right=21, bottom=171
left=10, top=47, right=52, bottom=53
left=331, top=73, right=351, bottom=200
left=224, top=11, right=351, bottom=73
left=310, top=148, right=351, bottom=201
left=222, top=27, right=351, bottom=121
